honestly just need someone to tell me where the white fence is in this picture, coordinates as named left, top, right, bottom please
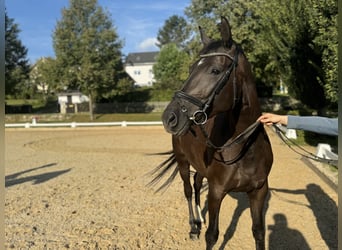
left=5, top=121, right=163, bottom=128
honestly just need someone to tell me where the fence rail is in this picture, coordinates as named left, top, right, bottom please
left=5, top=121, right=163, bottom=128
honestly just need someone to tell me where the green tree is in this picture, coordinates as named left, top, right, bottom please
left=30, top=57, right=61, bottom=100
left=153, top=43, right=190, bottom=91
left=185, top=0, right=278, bottom=91
left=185, top=0, right=338, bottom=111
left=256, top=0, right=336, bottom=112
left=53, top=0, right=124, bottom=120
left=184, top=0, right=220, bottom=57
left=309, top=0, right=338, bottom=105
left=156, top=15, right=190, bottom=50
left=5, top=11, right=30, bottom=98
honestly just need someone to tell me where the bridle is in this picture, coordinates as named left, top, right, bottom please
left=171, top=48, right=263, bottom=164
left=173, top=49, right=239, bottom=126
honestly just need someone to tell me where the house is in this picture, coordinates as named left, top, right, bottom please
left=57, top=91, right=89, bottom=113
left=124, top=51, right=159, bottom=87
left=30, top=57, right=49, bottom=94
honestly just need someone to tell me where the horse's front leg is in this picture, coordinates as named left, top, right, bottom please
left=205, top=184, right=225, bottom=250
left=247, top=180, right=269, bottom=250
left=178, top=163, right=200, bottom=239
left=194, top=172, right=205, bottom=230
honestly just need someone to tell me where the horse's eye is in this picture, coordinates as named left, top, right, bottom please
left=211, top=68, right=221, bottom=75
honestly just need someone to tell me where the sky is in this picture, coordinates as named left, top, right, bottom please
left=5, top=0, right=191, bottom=63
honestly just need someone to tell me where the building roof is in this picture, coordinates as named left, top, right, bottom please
left=125, top=51, right=159, bottom=65
left=57, top=90, right=82, bottom=96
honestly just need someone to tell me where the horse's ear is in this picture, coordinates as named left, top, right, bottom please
left=199, top=26, right=211, bottom=46
left=220, top=16, right=233, bottom=48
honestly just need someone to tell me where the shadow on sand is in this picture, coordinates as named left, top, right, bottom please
left=5, top=163, right=71, bottom=187
left=197, top=183, right=336, bottom=249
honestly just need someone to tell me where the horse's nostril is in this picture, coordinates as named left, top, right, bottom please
left=168, top=112, right=178, bottom=127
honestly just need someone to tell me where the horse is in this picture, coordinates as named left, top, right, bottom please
left=149, top=16, right=273, bottom=250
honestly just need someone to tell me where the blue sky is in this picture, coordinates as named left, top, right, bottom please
left=5, top=0, right=191, bottom=63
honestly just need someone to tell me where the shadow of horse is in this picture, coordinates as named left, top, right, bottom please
left=199, top=183, right=337, bottom=249
left=198, top=190, right=271, bottom=250
left=270, top=184, right=337, bottom=249
left=6, top=163, right=71, bottom=187
left=219, top=192, right=271, bottom=250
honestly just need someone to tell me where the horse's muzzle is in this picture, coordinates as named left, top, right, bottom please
left=162, top=104, right=191, bottom=136
left=162, top=111, right=181, bottom=135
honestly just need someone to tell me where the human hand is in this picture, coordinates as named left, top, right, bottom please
left=257, top=113, right=288, bottom=126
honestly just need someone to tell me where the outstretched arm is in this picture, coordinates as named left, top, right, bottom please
left=258, top=113, right=338, bottom=136
left=286, top=115, right=338, bottom=136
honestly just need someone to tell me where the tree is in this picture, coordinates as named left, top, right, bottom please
left=156, top=15, right=190, bottom=50
left=185, top=0, right=338, bottom=112
left=309, top=0, right=338, bottom=105
left=53, top=0, right=124, bottom=120
left=5, top=11, right=30, bottom=98
left=153, top=43, right=190, bottom=91
left=185, top=0, right=278, bottom=92
left=255, top=0, right=336, bottom=112
left=30, top=57, right=61, bottom=100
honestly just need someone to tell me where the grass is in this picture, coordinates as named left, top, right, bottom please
left=5, top=112, right=163, bottom=123
left=328, top=164, right=338, bottom=172
left=70, top=113, right=163, bottom=122
left=6, top=99, right=46, bottom=108
left=5, top=98, right=163, bottom=122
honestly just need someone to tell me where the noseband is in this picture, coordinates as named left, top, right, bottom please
left=174, top=50, right=239, bottom=125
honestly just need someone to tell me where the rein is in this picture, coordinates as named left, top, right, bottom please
left=199, top=121, right=262, bottom=150
left=199, top=121, right=262, bottom=164
left=272, top=124, right=338, bottom=167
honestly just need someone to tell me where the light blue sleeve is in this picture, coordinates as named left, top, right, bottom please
left=287, top=115, right=338, bottom=136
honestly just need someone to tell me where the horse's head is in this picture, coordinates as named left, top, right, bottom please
left=163, top=16, right=254, bottom=136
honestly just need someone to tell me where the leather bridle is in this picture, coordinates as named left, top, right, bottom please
left=173, top=50, right=239, bottom=126
left=171, top=48, right=265, bottom=162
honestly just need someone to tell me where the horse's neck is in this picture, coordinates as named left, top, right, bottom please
left=235, top=105, right=260, bottom=132
left=207, top=78, right=262, bottom=144
left=235, top=75, right=262, bottom=133
left=217, top=96, right=261, bottom=143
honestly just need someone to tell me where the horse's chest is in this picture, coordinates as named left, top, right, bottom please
left=204, top=161, right=266, bottom=192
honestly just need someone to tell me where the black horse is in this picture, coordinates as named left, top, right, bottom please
left=149, top=17, right=273, bottom=250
